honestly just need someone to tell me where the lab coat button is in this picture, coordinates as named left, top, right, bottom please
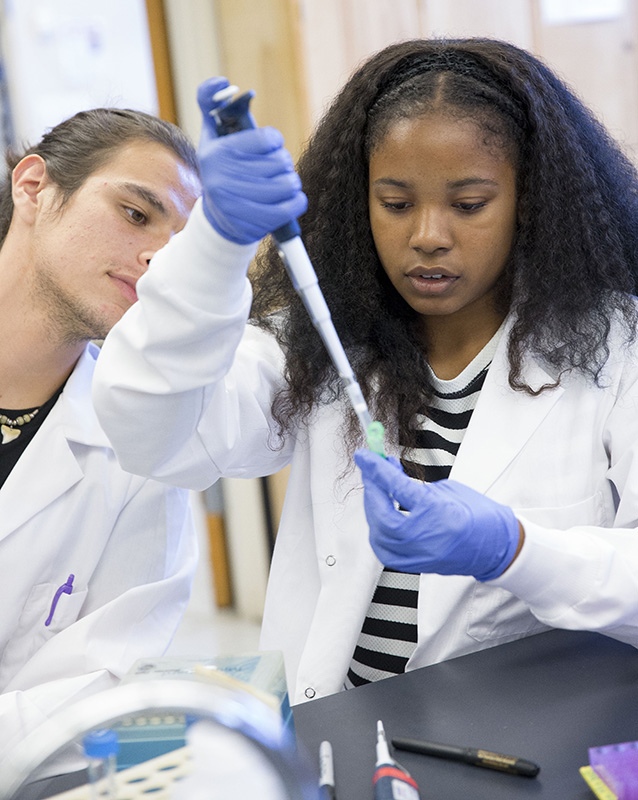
left=305, top=687, right=316, bottom=699
left=325, top=555, right=336, bottom=566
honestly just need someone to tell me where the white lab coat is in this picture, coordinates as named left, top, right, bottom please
left=0, top=343, right=197, bottom=768
left=93, top=200, right=638, bottom=706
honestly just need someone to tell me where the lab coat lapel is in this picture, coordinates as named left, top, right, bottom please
left=0, top=345, right=110, bottom=540
left=0, top=418, right=84, bottom=538
left=450, top=333, right=564, bottom=494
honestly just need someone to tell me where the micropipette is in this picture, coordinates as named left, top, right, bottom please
left=208, top=86, right=381, bottom=447
left=373, top=720, right=421, bottom=800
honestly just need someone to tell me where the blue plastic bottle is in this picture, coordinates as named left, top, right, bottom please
left=83, top=728, right=119, bottom=800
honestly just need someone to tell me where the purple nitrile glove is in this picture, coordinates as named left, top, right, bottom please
left=354, top=449, right=521, bottom=581
left=196, top=76, right=307, bottom=245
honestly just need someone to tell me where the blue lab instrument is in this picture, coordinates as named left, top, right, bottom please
left=373, top=720, right=421, bottom=800
left=209, top=86, right=380, bottom=446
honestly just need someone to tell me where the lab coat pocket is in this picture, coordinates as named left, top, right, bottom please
left=466, top=584, right=548, bottom=643
left=466, top=493, right=604, bottom=643
left=513, top=492, right=606, bottom=529
left=0, top=581, right=88, bottom=684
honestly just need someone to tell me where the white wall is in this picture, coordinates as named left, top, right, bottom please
left=0, top=0, right=158, bottom=146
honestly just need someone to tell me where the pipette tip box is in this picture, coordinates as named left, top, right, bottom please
left=580, top=739, right=638, bottom=800
left=114, top=650, right=291, bottom=770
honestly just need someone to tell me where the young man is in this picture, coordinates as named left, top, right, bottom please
left=0, top=108, right=201, bottom=771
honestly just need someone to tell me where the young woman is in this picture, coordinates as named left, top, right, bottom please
left=94, top=38, right=638, bottom=704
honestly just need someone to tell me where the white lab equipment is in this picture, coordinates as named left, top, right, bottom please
left=171, top=719, right=290, bottom=800
left=0, top=678, right=316, bottom=800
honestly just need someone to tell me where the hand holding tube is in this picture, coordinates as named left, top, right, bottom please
left=196, top=77, right=307, bottom=244
left=354, top=449, right=522, bottom=581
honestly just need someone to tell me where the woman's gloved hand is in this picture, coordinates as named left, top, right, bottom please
left=354, top=449, right=523, bottom=581
left=196, top=76, right=308, bottom=245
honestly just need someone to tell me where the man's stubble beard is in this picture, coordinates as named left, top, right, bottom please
left=29, top=263, right=114, bottom=346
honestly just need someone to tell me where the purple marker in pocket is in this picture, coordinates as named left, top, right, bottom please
left=45, top=574, right=75, bottom=627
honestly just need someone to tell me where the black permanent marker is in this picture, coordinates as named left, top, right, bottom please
left=391, top=737, right=540, bottom=777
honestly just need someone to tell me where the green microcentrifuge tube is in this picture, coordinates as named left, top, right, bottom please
left=366, top=421, right=386, bottom=458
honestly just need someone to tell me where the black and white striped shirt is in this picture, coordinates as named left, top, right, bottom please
left=345, top=329, right=503, bottom=688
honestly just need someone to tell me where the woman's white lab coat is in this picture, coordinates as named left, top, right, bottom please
left=0, top=343, right=197, bottom=762
left=93, top=201, right=638, bottom=706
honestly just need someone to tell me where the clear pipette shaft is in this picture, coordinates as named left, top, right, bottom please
left=277, top=237, right=373, bottom=434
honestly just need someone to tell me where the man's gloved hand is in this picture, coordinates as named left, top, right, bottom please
left=354, top=449, right=522, bottom=581
left=196, top=76, right=308, bottom=245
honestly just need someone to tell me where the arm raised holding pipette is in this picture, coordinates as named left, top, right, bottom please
left=94, top=76, right=380, bottom=487
left=201, top=78, right=378, bottom=438
left=92, top=77, right=310, bottom=488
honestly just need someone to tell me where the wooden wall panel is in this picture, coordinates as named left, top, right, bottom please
left=531, top=0, right=638, bottom=160
left=297, top=0, right=352, bottom=126
left=341, top=0, right=422, bottom=77
left=297, top=0, right=535, bottom=125
left=215, top=0, right=311, bottom=158
left=298, top=0, right=423, bottom=124
left=162, top=0, right=222, bottom=144
left=420, top=0, right=534, bottom=47
left=145, top=0, right=178, bottom=123
left=212, top=0, right=638, bottom=166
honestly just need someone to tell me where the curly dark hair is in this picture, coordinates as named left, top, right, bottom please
left=250, top=38, right=638, bottom=454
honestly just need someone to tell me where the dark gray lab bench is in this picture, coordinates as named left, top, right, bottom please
left=292, top=629, right=638, bottom=799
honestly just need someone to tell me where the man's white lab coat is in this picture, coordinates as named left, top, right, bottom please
left=93, top=201, right=638, bottom=706
left=0, top=343, right=197, bottom=763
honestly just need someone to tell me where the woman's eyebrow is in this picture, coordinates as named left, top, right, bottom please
left=371, top=177, right=411, bottom=188
left=447, top=177, right=499, bottom=189
left=117, top=181, right=169, bottom=216
left=372, top=177, right=499, bottom=190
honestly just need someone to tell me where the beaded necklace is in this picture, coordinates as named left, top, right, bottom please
left=0, top=408, right=40, bottom=444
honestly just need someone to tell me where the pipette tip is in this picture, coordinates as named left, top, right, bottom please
left=367, top=421, right=386, bottom=458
